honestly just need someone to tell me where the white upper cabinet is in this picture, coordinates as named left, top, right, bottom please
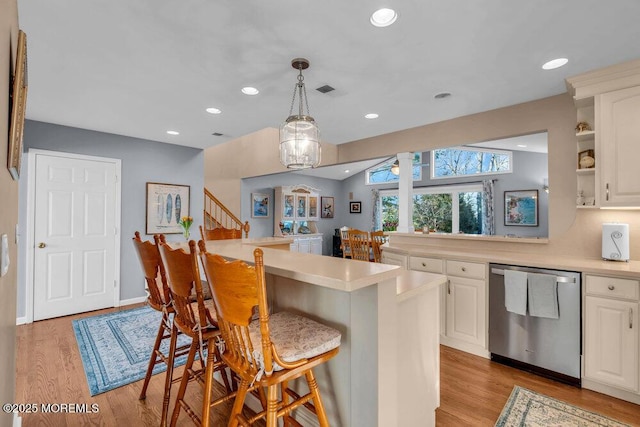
left=566, top=59, right=640, bottom=208
left=598, top=85, right=640, bottom=207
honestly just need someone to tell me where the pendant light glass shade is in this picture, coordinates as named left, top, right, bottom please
left=279, top=58, right=321, bottom=169
left=280, top=115, right=321, bottom=169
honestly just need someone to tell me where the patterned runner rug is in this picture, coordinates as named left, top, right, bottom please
left=495, top=386, right=630, bottom=426
left=73, top=305, right=190, bottom=396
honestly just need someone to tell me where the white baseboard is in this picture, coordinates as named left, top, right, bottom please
left=15, top=297, right=147, bottom=325
left=13, top=413, right=22, bottom=427
left=119, top=296, right=147, bottom=306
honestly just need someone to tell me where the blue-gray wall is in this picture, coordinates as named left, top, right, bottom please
left=17, top=120, right=204, bottom=318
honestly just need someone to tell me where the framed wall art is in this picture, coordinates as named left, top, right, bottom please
left=146, top=182, right=190, bottom=234
left=7, top=30, right=28, bottom=180
left=321, top=196, right=334, bottom=218
left=349, top=201, right=362, bottom=214
left=252, top=193, right=270, bottom=218
left=504, top=190, right=538, bottom=226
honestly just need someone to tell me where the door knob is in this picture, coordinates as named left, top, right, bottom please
left=38, top=242, right=46, bottom=248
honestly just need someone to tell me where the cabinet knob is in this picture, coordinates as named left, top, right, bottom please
left=422, top=262, right=426, bottom=267
left=608, top=285, right=615, bottom=291
left=461, top=266, right=466, bottom=272
left=38, top=242, right=46, bottom=249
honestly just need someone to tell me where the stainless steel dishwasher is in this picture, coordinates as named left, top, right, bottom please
left=489, top=263, right=581, bottom=386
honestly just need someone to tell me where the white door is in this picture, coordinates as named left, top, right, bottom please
left=584, top=296, right=639, bottom=391
left=33, top=153, right=119, bottom=321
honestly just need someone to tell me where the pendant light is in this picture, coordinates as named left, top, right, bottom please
left=279, top=58, right=321, bottom=169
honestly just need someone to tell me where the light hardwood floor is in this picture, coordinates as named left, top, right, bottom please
left=15, top=304, right=640, bottom=426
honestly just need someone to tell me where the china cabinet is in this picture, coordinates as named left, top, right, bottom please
left=274, top=185, right=323, bottom=254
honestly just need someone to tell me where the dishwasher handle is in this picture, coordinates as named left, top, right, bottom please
left=491, top=267, right=576, bottom=283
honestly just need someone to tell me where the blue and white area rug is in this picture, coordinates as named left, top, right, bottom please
left=73, top=305, right=191, bottom=396
left=495, top=386, right=630, bottom=427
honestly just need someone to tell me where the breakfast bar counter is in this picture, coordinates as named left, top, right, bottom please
left=196, top=238, right=446, bottom=427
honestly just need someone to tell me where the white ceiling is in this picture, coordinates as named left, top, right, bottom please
left=17, top=1, right=640, bottom=150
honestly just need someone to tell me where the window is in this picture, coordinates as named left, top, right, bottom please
left=431, top=147, right=511, bottom=179
left=366, top=153, right=422, bottom=185
left=380, top=183, right=485, bottom=234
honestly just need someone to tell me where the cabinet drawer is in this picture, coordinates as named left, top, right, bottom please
left=409, top=256, right=443, bottom=273
left=586, top=275, right=639, bottom=300
left=446, top=260, right=486, bottom=280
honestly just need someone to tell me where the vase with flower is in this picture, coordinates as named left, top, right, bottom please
left=179, top=216, right=193, bottom=240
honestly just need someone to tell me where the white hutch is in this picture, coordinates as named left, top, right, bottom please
left=274, top=185, right=323, bottom=255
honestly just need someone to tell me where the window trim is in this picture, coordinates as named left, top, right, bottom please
left=430, top=146, right=513, bottom=180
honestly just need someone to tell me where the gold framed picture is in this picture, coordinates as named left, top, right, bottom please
left=8, top=30, right=28, bottom=180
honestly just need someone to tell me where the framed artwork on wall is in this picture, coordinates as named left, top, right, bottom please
left=251, top=193, right=270, bottom=218
left=146, top=182, right=190, bottom=234
left=7, top=30, right=28, bottom=180
left=504, top=190, right=538, bottom=226
left=321, top=196, right=334, bottom=218
left=349, top=201, right=362, bottom=214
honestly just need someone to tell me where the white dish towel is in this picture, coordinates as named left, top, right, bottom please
left=527, top=272, right=559, bottom=319
left=504, top=270, right=528, bottom=316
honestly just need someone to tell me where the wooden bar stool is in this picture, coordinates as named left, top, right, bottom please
left=132, top=232, right=191, bottom=426
left=157, top=239, right=233, bottom=427
left=198, top=242, right=342, bottom=427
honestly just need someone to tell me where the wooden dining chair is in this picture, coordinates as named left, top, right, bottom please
left=370, top=230, right=388, bottom=263
left=157, top=239, right=233, bottom=427
left=132, top=232, right=191, bottom=426
left=200, top=225, right=243, bottom=241
left=198, top=242, right=342, bottom=427
left=339, top=226, right=351, bottom=258
left=348, top=228, right=373, bottom=261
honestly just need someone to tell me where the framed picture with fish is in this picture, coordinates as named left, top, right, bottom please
left=146, top=182, right=190, bottom=234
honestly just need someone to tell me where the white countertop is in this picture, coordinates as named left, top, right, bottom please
left=384, top=242, right=640, bottom=279
left=195, top=238, right=403, bottom=292
left=396, top=271, right=447, bottom=302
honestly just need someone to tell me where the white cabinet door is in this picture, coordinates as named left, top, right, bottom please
left=599, top=85, right=640, bottom=207
left=310, top=237, right=323, bottom=255
left=446, top=276, right=486, bottom=347
left=584, top=296, right=639, bottom=391
left=289, top=240, right=299, bottom=252
left=297, top=237, right=311, bottom=254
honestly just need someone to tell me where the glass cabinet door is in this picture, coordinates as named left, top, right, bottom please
left=308, top=195, right=319, bottom=220
left=283, top=194, right=295, bottom=219
left=296, top=194, right=307, bottom=219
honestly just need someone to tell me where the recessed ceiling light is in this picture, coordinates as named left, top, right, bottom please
left=206, top=107, right=222, bottom=114
left=517, top=144, right=527, bottom=148
left=365, top=113, right=379, bottom=119
left=370, top=8, right=398, bottom=27
left=166, top=130, right=179, bottom=135
left=241, top=87, right=259, bottom=95
left=344, top=169, right=350, bottom=174
left=542, top=58, right=568, bottom=70
left=434, top=92, right=452, bottom=99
